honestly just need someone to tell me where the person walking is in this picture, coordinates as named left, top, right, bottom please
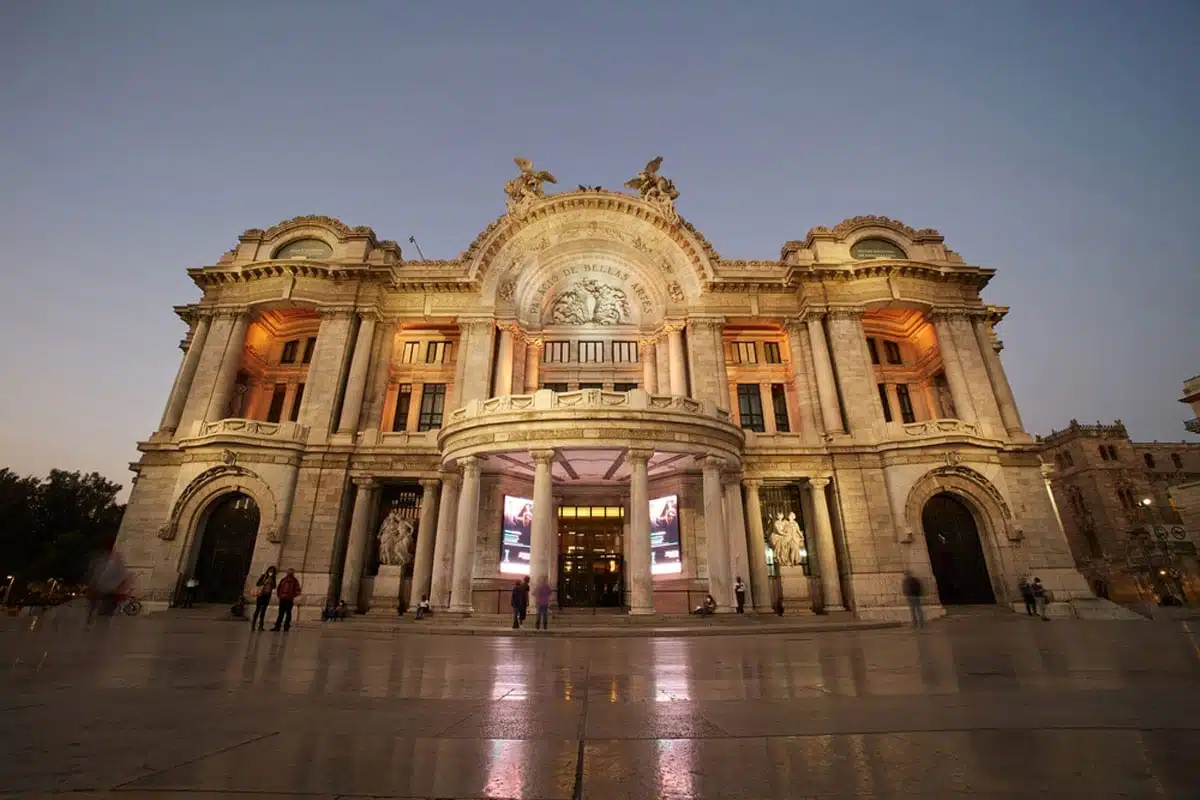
left=733, top=576, right=747, bottom=614
left=271, top=569, right=301, bottom=631
left=533, top=577, right=551, bottom=631
left=510, top=580, right=525, bottom=629
left=182, top=575, right=199, bottom=608
left=1032, top=577, right=1050, bottom=620
left=251, top=566, right=277, bottom=630
left=902, top=570, right=925, bottom=628
left=1019, top=576, right=1036, bottom=617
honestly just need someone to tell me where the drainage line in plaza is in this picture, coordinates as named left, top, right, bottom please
left=572, top=660, right=591, bottom=800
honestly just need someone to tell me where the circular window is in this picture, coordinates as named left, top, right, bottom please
left=850, top=238, right=906, bottom=260
left=273, top=238, right=333, bottom=259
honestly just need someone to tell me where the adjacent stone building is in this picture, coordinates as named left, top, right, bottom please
left=114, top=157, right=1091, bottom=620
left=1039, top=418, right=1200, bottom=602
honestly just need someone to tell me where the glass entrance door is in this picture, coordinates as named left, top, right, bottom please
left=557, top=504, right=625, bottom=608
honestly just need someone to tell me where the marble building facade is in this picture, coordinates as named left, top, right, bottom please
left=114, top=157, right=1090, bottom=620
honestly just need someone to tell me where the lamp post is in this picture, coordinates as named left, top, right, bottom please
left=1139, top=498, right=1186, bottom=602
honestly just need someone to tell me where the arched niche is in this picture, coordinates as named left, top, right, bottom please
left=159, top=465, right=281, bottom=554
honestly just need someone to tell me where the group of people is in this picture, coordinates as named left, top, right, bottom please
left=901, top=570, right=1054, bottom=627
left=247, top=567, right=303, bottom=631
left=510, top=576, right=553, bottom=630
left=692, top=576, right=749, bottom=616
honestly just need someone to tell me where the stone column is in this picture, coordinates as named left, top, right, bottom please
left=493, top=324, right=515, bottom=397
left=299, top=308, right=358, bottom=440
left=336, top=313, right=378, bottom=434
left=667, top=323, right=687, bottom=396
left=160, top=312, right=212, bottom=433
left=805, top=315, right=845, bottom=434
left=743, top=479, right=772, bottom=612
left=529, top=449, right=556, bottom=585
left=714, top=324, right=730, bottom=410
left=204, top=310, right=251, bottom=422
left=972, top=315, right=1025, bottom=435
left=523, top=336, right=543, bottom=392
left=281, top=380, right=299, bottom=422
left=808, top=478, right=844, bottom=612
left=783, top=319, right=822, bottom=439
left=930, top=312, right=976, bottom=423
left=428, top=470, right=460, bottom=608
left=701, top=456, right=732, bottom=611
left=341, top=477, right=379, bottom=611
left=627, top=448, right=654, bottom=614
left=453, top=320, right=496, bottom=407
left=407, top=478, right=441, bottom=607
left=825, top=310, right=885, bottom=438
left=449, top=456, right=482, bottom=614
left=723, top=475, right=751, bottom=608
left=640, top=338, right=658, bottom=393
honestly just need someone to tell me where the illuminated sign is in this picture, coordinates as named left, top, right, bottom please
left=499, top=495, right=533, bottom=575
left=649, top=494, right=682, bottom=575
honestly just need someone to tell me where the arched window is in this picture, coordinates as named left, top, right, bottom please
left=850, top=237, right=907, bottom=260
left=273, top=238, right=333, bottom=259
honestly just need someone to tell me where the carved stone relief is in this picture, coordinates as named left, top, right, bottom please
left=549, top=278, right=632, bottom=325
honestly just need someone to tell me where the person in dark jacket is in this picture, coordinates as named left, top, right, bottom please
left=902, top=570, right=924, bottom=628
left=251, top=567, right=277, bottom=630
left=1018, top=576, right=1036, bottom=617
left=271, top=569, right=301, bottom=631
left=511, top=581, right=528, bottom=629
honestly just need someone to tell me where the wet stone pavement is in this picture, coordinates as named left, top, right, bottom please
left=1, top=610, right=1198, bottom=799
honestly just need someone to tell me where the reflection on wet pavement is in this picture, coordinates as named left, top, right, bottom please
left=1, top=612, right=1198, bottom=798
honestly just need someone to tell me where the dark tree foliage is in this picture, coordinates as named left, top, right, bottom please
left=0, top=468, right=125, bottom=590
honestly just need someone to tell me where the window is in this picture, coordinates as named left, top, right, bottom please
left=392, top=384, right=412, bottom=432
left=578, top=382, right=604, bottom=390
left=737, top=384, right=765, bottom=432
left=770, top=384, right=790, bottom=433
left=866, top=337, right=880, bottom=365
left=613, top=341, right=638, bottom=363
left=579, top=341, right=604, bottom=363
left=896, top=384, right=916, bottom=424
left=762, top=341, right=782, bottom=364
left=1107, top=445, right=1119, bottom=461
left=542, top=382, right=568, bottom=393
left=400, top=341, right=421, bottom=364
left=417, top=384, right=445, bottom=431
left=878, top=383, right=893, bottom=423
left=1172, top=453, right=1183, bottom=469
left=850, top=237, right=907, bottom=259
left=1099, top=446, right=1110, bottom=461
left=265, top=383, right=287, bottom=423
left=425, top=341, right=452, bottom=364
left=734, top=342, right=757, bottom=364
left=545, top=341, right=570, bottom=363
left=884, top=340, right=902, bottom=365
left=613, top=382, right=638, bottom=392
left=280, top=339, right=299, bottom=364
left=1144, top=453, right=1156, bottom=469
left=1064, top=451, right=1075, bottom=468
left=288, top=383, right=304, bottom=422
left=301, top=337, right=316, bottom=364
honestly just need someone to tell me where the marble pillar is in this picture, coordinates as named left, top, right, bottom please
left=667, top=324, right=687, bottom=396
left=493, top=324, right=514, bottom=397
left=972, top=316, right=1024, bottom=434
left=160, top=313, right=212, bottom=433
left=524, top=337, right=543, bottom=392
left=627, top=448, right=654, bottom=614
left=341, top=477, right=379, bottom=611
left=407, top=478, right=441, bottom=607
left=723, top=476, right=751, bottom=608
left=783, top=320, right=822, bottom=439
left=429, top=470, right=460, bottom=609
left=806, top=315, right=845, bottom=434
left=743, top=479, right=773, bottom=612
left=701, top=456, right=732, bottom=611
left=808, top=478, right=845, bottom=612
left=529, top=449, right=555, bottom=585
left=336, top=313, right=378, bottom=434
left=449, top=456, right=482, bottom=614
left=931, top=313, right=976, bottom=424
left=640, top=338, right=658, bottom=393
left=205, top=310, right=251, bottom=422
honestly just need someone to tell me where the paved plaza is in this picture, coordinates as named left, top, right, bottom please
left=1, top=612, right=1198, bottom=799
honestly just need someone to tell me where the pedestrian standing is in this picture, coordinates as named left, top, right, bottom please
left=520, top=576, right=531, bottom=625
left=510, top=580, right=525, bottom=629
left=734, top=576, right=747, bottom=614
left=534, top=577, right=551, bottom=631
left=183, top=575, right=199, bottom=608
left=1032, top=577, right=1049, bottom=620
left=1019, top=576, right=1036, bottom=617
left=902, top=570, right=925, bottom=628
left=271, top=569, right=301, bottom=631
left=251, top=566, right=277, bottom=630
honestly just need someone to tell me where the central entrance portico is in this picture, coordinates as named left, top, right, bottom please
left=557, top=503, right=625, bottom=607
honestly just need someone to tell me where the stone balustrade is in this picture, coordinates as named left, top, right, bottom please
left=446, top=389, right=733, bottom=425
left=182, top=418, right=309, bottom=445
left=900, top=418, right=980, bottom=438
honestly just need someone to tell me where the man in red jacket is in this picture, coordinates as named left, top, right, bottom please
left=271, top=569, right=302, bottom=632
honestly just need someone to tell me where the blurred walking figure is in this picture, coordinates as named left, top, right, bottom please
left=1019, top=576, right=1036, bottom=616
left=510, top=580, right=527, bottom=629
left=271, top=569, right=301, bottom=631
left=902, top=570, right=925, bottom=628
left=182, top=575, right=199, bottom=608
left=86, top=550, right=129, bottom=626
left=251, top=566, right=277, bottom=630
left=1032, top=577, right=1050, bottom=620
left=533, top=577, right=551, bottom=631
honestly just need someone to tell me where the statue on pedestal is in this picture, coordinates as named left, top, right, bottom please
left=769, top=511, right=806, bottom=567
left=625, top=156, right=680, bottom=222
left=377, top=509, right=415, bottom=569
left=505, top=157, right=557, bottom=218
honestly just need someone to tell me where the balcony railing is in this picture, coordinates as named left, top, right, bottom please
left=183, top=418, right=309, bottom=444
left=445, top=389, right=733, bottom=425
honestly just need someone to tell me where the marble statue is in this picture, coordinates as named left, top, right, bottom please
left=549, top=278, right=631, bottom=325
left=769, top=511, right=806, bottom=567
left=377, top=509, right=415, bottom=568
left=625, top=156, right=680, bottom=222
left=505, top=157, right=556, bottom=217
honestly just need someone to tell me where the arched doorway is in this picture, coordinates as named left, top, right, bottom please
left=922, top=492, right=995, bottom=604
left=193, top=492, right=260, bottom=603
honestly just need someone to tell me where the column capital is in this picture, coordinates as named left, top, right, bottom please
left=530, top=449, right=556, bottom=465
left=356, top=308, right=382, bottom=323
left=317, top=305, right=357, bottom=320
left=419, top=478, right=440, bottom=491
left=808, top=476, right=831, bottom=490
left=661, top=319, right=687, bottom=335
left=638, top=336, right=658, bottom=352
left=214, top=306, right=253, bottom=322
left=826, top=307, right=865, bottom=322
left=699, top=454, right=727, bottom=473
left=457, top=317, right=496, bottom=335
left=742, top=477, right=763, bottom=490
left=782, top=315, right=808, bottom=335
left=686, top=316, right=726, bottom=332
left=438, top=469, right=461, bottom=488
left=928, top=307, right=970, bottom=324
left=497, top=319, right=520, bottom=334
left=721, top=470, right=745, bottom=487
left=457, top=455, right=481, bottom=474
left=627, top=448, right=654, bottom=463
left=353, top=476, right=379, bottom=489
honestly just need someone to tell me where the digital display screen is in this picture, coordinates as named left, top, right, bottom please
left=649, top=494, right=682, bottom=575
left=499, top=495, right=534, bottom=575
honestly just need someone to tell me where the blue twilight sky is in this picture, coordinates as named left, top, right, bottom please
left=1, top=1, right=1198, bottom=495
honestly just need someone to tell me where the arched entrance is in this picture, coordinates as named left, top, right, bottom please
left=193, top=492, right=260, bottom=603
left=922, top=492, right=995, bottom=605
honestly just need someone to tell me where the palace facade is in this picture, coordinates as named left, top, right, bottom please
left=114, top=157, right=1090, bottom=620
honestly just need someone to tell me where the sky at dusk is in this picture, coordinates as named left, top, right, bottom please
left=1, top=1, right=1197, bottom=496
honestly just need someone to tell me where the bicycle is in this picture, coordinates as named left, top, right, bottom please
left=120, top=596, right=142, bottom=616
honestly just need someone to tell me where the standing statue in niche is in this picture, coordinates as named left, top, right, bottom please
left=504, top=157, right=557, bottom=218
left=625, top=156, right=680, bottom=222
left=549, top=278, right=631, bottom=325
left=377, top=509, right=415, bottom=569
left=769, top=511, right=805, bottom=567
left=936, top=378, right=956, bottom=419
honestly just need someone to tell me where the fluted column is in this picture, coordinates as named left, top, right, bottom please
left=972, top=315, right=1024, bottom=434
left=449, top=456, right=482, bottom=614
left=667, top=323, right=687, bottom=396
left=407, top=478, right=441, bottom=607
left=529, top=449, right=556, bottom=585
left=701, top=456, right=732, bottom=611
left=782, top=319, right=822, bottom=440
left=523, top=336, right=543, bottom=392
left=493, top=324, right=515, bottom=397
left=627, top=448, right=654, bottom=614
left=714, top=323, right=730, bottom=410
left=808, top=477, right=844, bottom=612
left=930, top=312, right=976, bottom=423
left=205, top=310, right=252, bottom=422
left=806, top=315, right=845, bottom=434
left=743, top=479, right=773, bottom=612
left=299, top=308, right=358, bottom=440
left=639, top=338, right=658, bottom=393
left=825, top=310, right=885, bottom=438
left=341, top=477, right=379, bottom=611
left=429, top=470, right=460, bottom=608
left=452, top=320, right=496, bottom=407
left=723, top=474, right=751, bottom=608
left=160, top=312, right=213, bottom=433
left=336, top=312, right=378, bottom=434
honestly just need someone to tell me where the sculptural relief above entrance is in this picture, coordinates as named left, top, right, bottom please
left=549, top=278, right=632, bottom=325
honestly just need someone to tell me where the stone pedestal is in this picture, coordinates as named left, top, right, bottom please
left=369, top=566, right=406, bottom=611
left=778, top=567, right=815, bottom=614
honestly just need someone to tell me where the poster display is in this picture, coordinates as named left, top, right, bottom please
left=499, top=495, right=533, bottom=575
left=649, top=494, right=682, bottom=575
